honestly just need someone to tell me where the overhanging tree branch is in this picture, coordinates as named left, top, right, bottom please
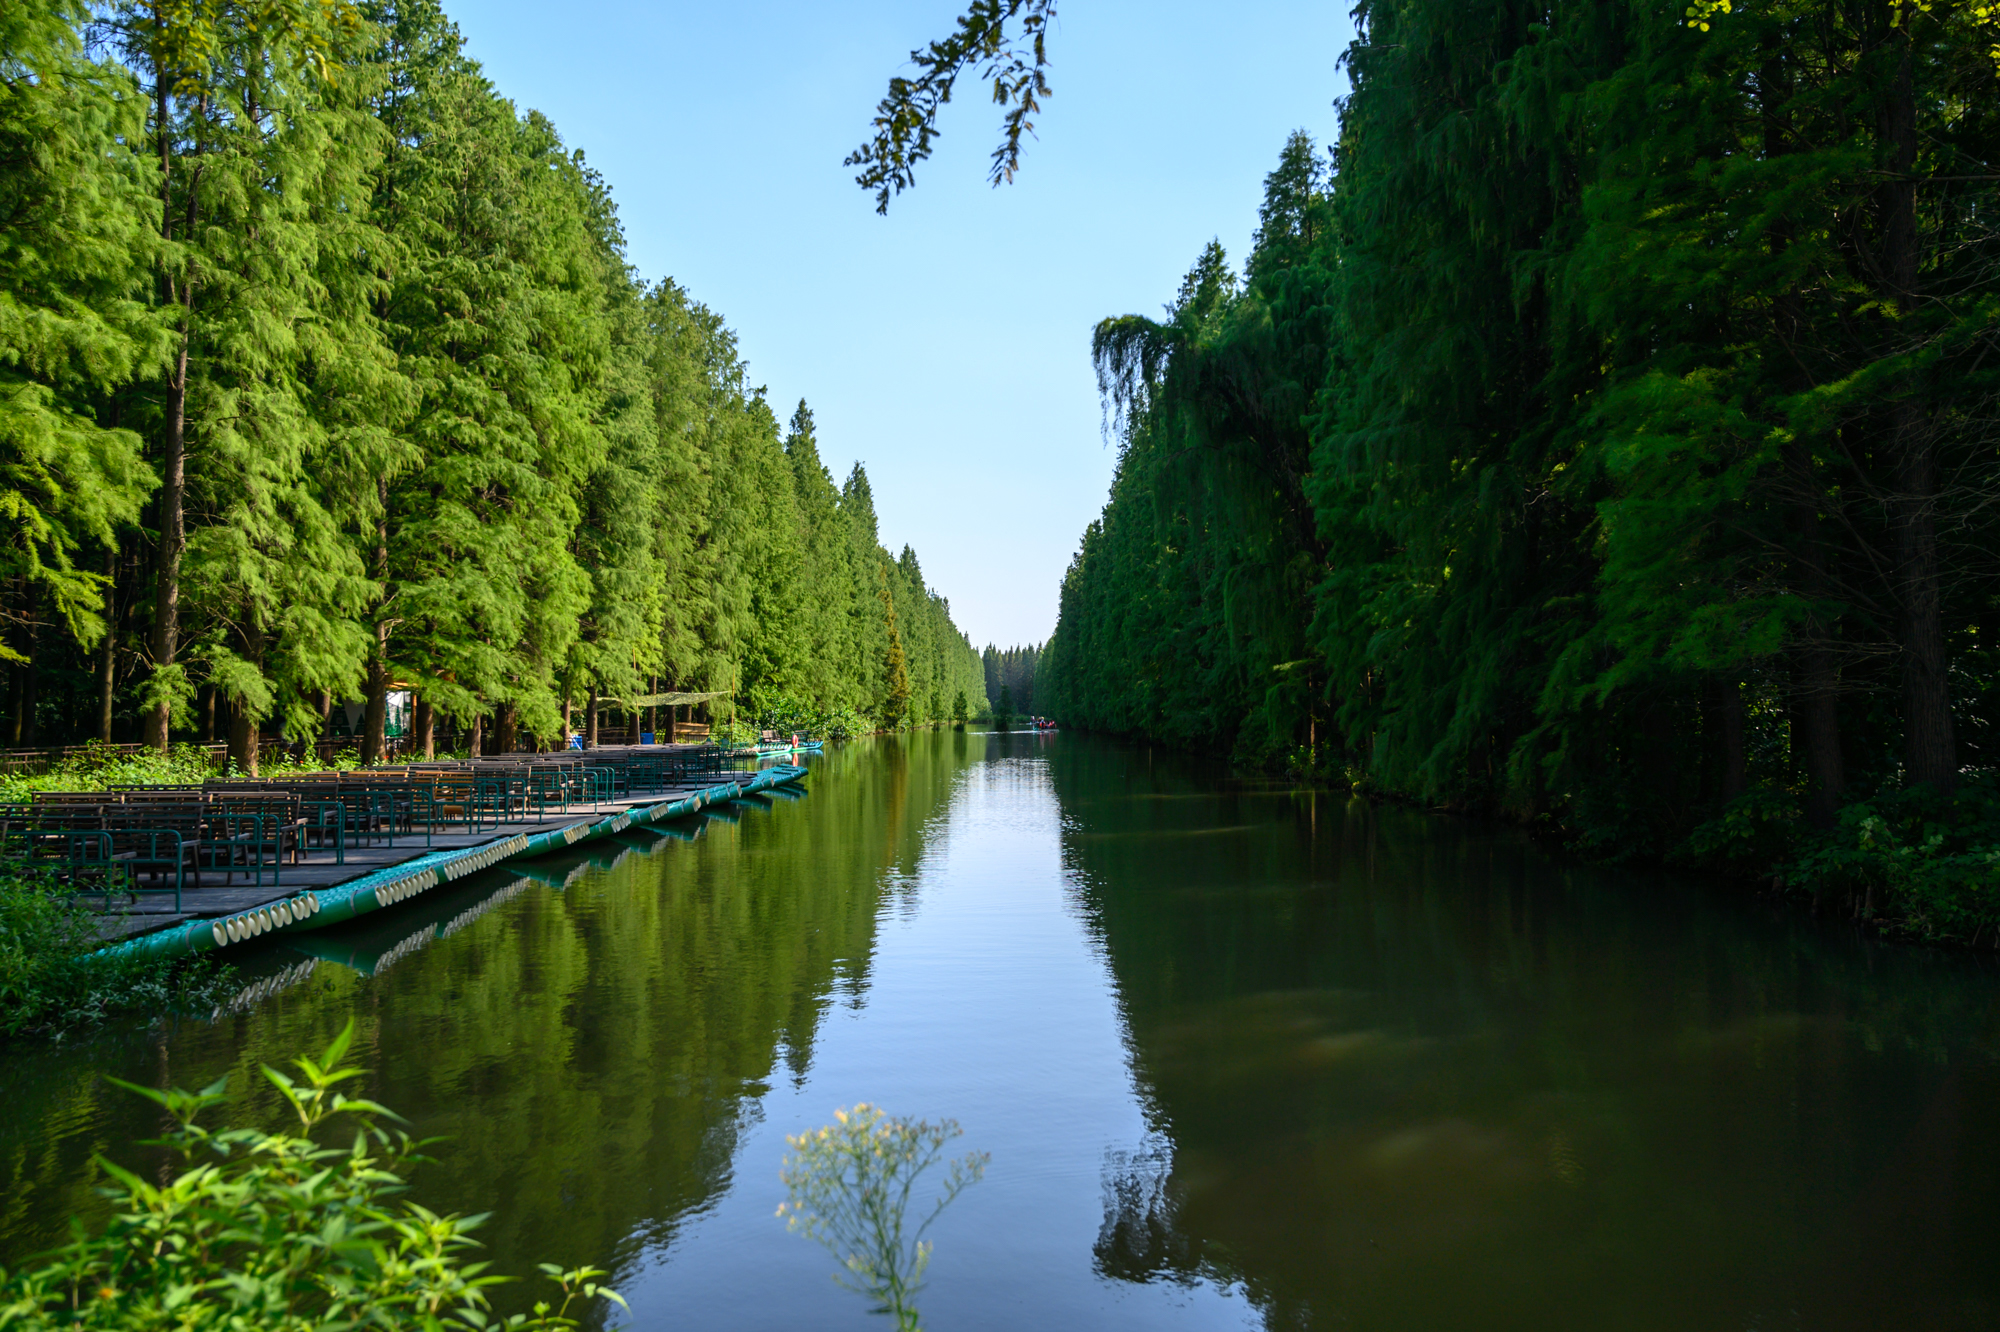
left=846, top=0, right=1057, bottom=214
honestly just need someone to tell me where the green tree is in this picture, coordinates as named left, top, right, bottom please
left=0, top=0, right=163, bottom=657
left=880, top=568, right=911, bottom=728
left=0, top=0, right=989, bottom=759
left=1030, top=0, right=1999, bottom=897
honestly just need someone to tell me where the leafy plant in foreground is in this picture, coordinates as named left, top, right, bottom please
left=777, top=1104, right=987, bottom=1331
left=0, top=1021, right=625, bottom=1330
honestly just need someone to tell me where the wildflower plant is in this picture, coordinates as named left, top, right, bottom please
left=776, top=1104, right=987, bottom=1331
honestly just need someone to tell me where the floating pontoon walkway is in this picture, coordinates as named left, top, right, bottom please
left=89, top=763, right=809, bottom=965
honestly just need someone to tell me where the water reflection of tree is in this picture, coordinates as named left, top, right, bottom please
left=0, top=733, right=978, bottom=1322
left=1094, top=1140, right=1195, bottom=1283
left=1049, top=734, right=2000, bottom=1331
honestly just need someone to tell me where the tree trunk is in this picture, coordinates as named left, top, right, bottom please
left=98, top=549, right=119, bottom=743
left=467, top=712, right=483, bottom=757
left=17, top=613, right=38, bottom=748
left=413, top=695, right=433, bottom=760
left=145, top=74, right=182, bottom=753
left=496, top=703, right=517, bottom=755
left=1753, top=44, right=1846, bottom=824
left=145, top=255, right=192, bottom=752
left=360, top=626, right=388, bottom=766
left=1795, top=663, right=1844, bottom=830
left=1893, top=405, right=1955, bottom=792
left=361, top=480, right=392, bottom=766
left=1792, top=505, right=1846, bottom=833
left=1783, top=439, right=1845, bottom=830
left=1718, top=677, right=1747, bottom=804
left=145, top=73, right=206, bottom=754
left=143, top=346, right=185, bottom=754
left=225, top=619, right=263, bottom=775
left=227, top=706, right=258, bottom=776
left=585, top=683, right=598, bottom=749
left=1879, top=41, right=1956, bottom=793
left=1886, top=342, right=1951, bottom=792
left=199, top=684, right=215, bottom=742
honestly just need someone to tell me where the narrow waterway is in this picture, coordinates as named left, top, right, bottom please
left=3, top=733, right=1999, bottom=1329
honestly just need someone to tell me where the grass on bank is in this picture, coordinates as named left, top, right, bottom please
left=0, top=875, right=235, bottom=1041
left=0, top=1022, right=623, bottom=1332
left=0, top=742, right=465, bottom=806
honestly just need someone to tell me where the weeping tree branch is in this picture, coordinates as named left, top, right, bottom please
left=847, top=0, right=1057, bottom=214
left=1091, top=314, right=1177, bottom=445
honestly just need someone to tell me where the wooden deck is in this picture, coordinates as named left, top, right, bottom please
left=86, top=781, right=733, bottom=944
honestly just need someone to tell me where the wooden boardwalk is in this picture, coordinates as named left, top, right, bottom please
left=87, top=781, right=733, bottom=944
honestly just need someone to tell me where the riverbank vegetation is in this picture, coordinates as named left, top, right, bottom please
left=1, top=0, right=985, bottom=770
left=873, top=1, right=2000, bottom=935
left=0, top=874, right=230, bottom=1038
left=0, top=742, right=402, bottom=806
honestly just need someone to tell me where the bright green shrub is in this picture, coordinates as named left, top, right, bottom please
left=1677, top=775, right=2000, bottom=941
left=1784, top=775, right=2000, bottom=939
left=0, top=1023, right=624, bottom=1331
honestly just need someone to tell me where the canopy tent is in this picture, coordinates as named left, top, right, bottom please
left=611, top=690, right=731, bottom=709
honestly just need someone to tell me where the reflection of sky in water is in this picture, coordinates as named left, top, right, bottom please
left=630, top=748, right=1256, bottom=1330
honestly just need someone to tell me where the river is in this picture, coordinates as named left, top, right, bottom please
left=2, top=732, right=1998, bottom=1330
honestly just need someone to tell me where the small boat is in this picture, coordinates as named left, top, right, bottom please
left=753, top=737, right=824, bottom=756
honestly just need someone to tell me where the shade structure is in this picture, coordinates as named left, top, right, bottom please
left=613, top=691, right=731, bottom=709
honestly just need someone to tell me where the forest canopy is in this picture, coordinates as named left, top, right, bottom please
left=0, top=0, right=986, bottom=764
left=860, top=0, right=2000, bottom=930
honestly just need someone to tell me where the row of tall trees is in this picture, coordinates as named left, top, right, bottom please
left=980, top=643, right=1040, bottom=717
left=1041, top=0, right=2000, bottom=865
left=0, top=0, right=984, bottom=766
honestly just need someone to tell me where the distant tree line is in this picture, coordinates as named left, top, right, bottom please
left=980, top=643, right=1040, bottom=718
left=0, top=0, right=985, bottom=765
left=1035, top=0, right=2000, bottom=889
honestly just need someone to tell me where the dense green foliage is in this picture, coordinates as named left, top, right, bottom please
left=0, top=1022, right=623, bottom=1330
left=980, top=642, right=1040, bottom=718
left=0, top=0, right=984, bottom=766
left=0, top=873, right=229, bottom=1037
left=1034, top=1, right=2000, bottom=933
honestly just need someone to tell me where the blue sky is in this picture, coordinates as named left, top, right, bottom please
left=444, top=0, right=1354, bottom=648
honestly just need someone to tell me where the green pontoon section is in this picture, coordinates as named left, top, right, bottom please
left=88, top=763, right=808, bottom=966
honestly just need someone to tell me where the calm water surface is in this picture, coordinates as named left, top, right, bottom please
left=3, top=733, right=1999, bottom=1330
